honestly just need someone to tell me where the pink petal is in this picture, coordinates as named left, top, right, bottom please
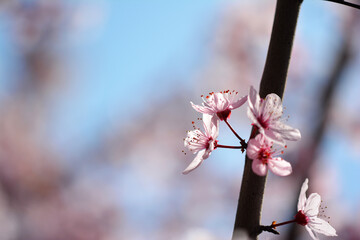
left=271, top=122, right=301, bottom=141
left=202, top=145, right=213, bottom=159
left=202, top=114, right=219, bottom=139
left=267, top=157, right=292, bottom=176
left=247, top=108, right=261, bottom=128
left=190, top=102, right=215, bottom=115
left=230, top=95, right=247, bottom=109
left=308, top=218, right=337, bottom=237
left=263, top=93, right=283, bottom=119
left=256, top=133, right=272, bottom=147
left=213, top=93, right=228, bottom=112
left=248, top=86, right=260, bottom=117
left=184, top=130, right=205, bottom=153
left=182, top=149, right=206, bottom=174
left=246, top=138, right=261, bottom=160
left=304, top=193, right=321, bottom=217
left=298, top=178, right=309, bottom=211
left=202, top=114, right=213, bottom=136
left=211, top=120, right=219, bottom=139
left=263, top=128, right=286, bottom=146
left=251, top=159, right=267, bottom=176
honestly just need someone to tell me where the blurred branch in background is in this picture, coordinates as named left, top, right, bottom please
left=285, top=11, right=359, bottom=240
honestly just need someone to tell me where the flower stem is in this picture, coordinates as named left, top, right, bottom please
left=270, top=219, right=296, bottom=228
left=216, top=144, right=243, bottom=149
left=224, top=119, right=244, bottom=142
left=223, top=120, right=247, bottom=152
left=258, top=219, right=297, bottom=235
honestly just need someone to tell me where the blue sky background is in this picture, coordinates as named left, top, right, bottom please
left=51, top=0, right=236, bottom=157
left=56, top=0, right=360, bottom=206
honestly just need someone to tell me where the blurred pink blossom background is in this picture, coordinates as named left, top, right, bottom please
left=0, top=0, right=359, bottom=239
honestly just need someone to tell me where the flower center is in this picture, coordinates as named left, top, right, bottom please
left=257, top=115, right=269, bottom=129
left=206, top=137, right=214, bottom=150
left=217, top=109, right=231, bottom=121
left=258, top=148, right=272, bottom=164
left=295, top=210, right=309, bottom=226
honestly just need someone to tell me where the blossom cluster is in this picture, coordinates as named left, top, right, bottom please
left=183, top=86, right=300, bottom=177
left=183, top=90, right=247, bottom=174
left=182, top=86, right=337, bottom=239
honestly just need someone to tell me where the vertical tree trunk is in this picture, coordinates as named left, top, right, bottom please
left=232, top=0, right=302, bottom=239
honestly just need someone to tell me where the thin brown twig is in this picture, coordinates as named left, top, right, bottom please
left=323, top=0, right=360, bottom=10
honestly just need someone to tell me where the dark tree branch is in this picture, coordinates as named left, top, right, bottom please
left=259, top=225, right=280, bottom=235
left=232, top=0, right=302, bottom=239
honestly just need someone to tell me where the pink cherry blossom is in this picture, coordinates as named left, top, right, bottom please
left=247, top=86, right=301, bottom=146
left=246, top=134, right=292, bottom=176
left=183, top=115, right=219, bottom=174
left=296, top=179, right=337, bottom=240
left=191, top=90, right=247, bottom=121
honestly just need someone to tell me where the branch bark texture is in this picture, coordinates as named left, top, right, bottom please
left=232, top=0, right=302, bottom=239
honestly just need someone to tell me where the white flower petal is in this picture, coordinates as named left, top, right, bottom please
left=246, top=86, right=301, bottom=145
left=308, top=218, right=337, bottom=237
left=202, top=114, right=213, bottom=136
left=304, top=193, right=321, bottom=217
left=248, top=86, right=260, bottom=117
left=247, top=108, right=261, bottom=128
left=184, top=130, right=206, bottom=153
left=182, top=149, right=206, bottom=174
left=264, top=93, right=283, bottom=119
left=267, top=157, right=292, bottom=176
left=271, top=122, right=301, bottom=141
left=305, top=225, right=319, bottom=240
left=213, top=93, right=228, bottom=112
left=207, top=140, right=215, bottom=155
left=297, top=179, right=337, bottom=239
left=263, top=128, right=286, bottom=146
left=190, top=101, right=215, bottom=115
left=298, top=178, right=309, bottom=211
left=204, top=114, right=219, bottom=139
left=230, top=95, right=247, bottom=109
